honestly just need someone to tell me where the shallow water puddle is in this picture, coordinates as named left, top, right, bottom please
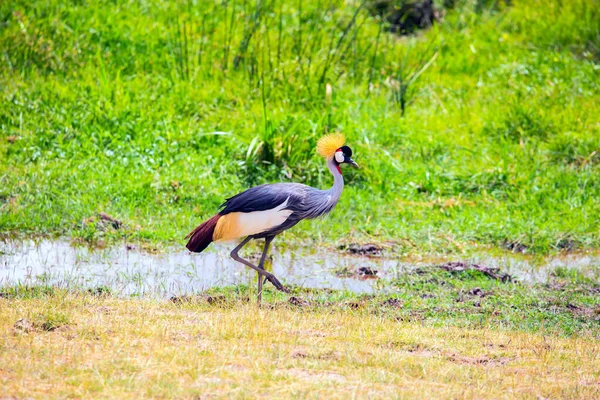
left=0, top=239, right=393, bottom=297
left=1, top=239, right=599, bottom=298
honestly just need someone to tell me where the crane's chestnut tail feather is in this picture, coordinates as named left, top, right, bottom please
left=185, top=214, right=221, bottom=253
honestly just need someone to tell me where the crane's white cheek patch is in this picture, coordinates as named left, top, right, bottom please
left=214, top=198, right=293, bottom=241
left=335, top=151, right=345, bottom=163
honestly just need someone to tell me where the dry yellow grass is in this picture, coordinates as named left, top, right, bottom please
left=1, top=295, right=599, bottom=399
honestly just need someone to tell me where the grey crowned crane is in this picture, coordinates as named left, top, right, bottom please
left=185, top=133, right=358, bottom=300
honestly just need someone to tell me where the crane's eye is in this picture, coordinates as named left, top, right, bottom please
left=334, top=150, right=345, bottom=163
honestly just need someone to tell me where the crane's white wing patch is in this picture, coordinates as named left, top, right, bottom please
left=213, top=198, right=293, bottom=241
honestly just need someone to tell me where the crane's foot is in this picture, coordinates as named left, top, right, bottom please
left=265, top=274, right=290, bottom=293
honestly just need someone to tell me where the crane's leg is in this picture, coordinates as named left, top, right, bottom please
left=230, top=237, right=289, bottom=294
left=257, top=236, right=275, bottom=304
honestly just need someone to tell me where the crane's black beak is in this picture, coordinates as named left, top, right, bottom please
left=348, top=158, right=359, bottom=168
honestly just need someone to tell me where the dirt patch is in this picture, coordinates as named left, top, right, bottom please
left=456, top=287, right=489, bottom=303
left=556, top=238, right=579, bottom=251
left=82, top=212, right=123, bottom=231
left=545, top=282, right=567, bottom=291
left=380, top=341, right=439, bottom=357
left=380, top=298, right=403, bottom=308
left=440, top=262, right=514, bottom=282
left=383, top=340, right=429, bottom=351
left=170, top=294, right=227, bottom=305
left=339, top=243, right=384, bottom=256
left=81, top=212, right=123, bottom=230
left=288, top=296, right=310, bottom=307
left=504, top=240, right=528, bottom=254
left=468, top=287, right=486, bottom=297
left=317, top=350, right=341, bottom=360
left=98, top=212, right=122, bottom=229
left=40, top=321, right=70, bottom=332
left=290, top=348, right=309, bottom=358
left=447, top=354, right=512, bottom=367
left=13, top=317, right=70, bottom=333
left=565, top=303, right=600, bottom=320
left=357, top=266, right=378, bottom=276
left=13, top=318, right=35, bottom=333
left=334, top=266, right=379, bottom=279
left=289, top=349, right=340, bottom=360
left=343, top=300, right=367, bottom=309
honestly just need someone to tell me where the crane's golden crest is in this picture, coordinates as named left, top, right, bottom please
left=316, top=133, right=346, bottom=158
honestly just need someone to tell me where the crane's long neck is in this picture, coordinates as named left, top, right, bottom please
left=300, top=157, right=345, bottom=220
left=326, top=157, right=344, bottom=203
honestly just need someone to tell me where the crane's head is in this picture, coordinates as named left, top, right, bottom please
left=316, top=133, right=359, bottom=169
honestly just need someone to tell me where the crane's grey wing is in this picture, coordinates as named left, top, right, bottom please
left=219, top=183, right=308, bottom=215
left=216, top=183, right=310, bottom=238
left=215, top=183, right=338, bottom=238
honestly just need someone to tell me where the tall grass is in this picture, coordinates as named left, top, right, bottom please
left=0, top=0, right=599, bottom=252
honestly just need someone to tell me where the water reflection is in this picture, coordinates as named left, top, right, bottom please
left=1, top=239, right=599, bottom=298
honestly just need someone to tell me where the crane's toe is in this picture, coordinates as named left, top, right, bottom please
left=265, top=274, right=290, bottom=293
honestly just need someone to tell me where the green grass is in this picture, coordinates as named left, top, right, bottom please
left=1, top=0, right=599, bottom=253
left=194, top=264, right=600, bottom=337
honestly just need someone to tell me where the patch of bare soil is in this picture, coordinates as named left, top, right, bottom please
left=288, top=296, right=310, bottom=307
left=13, top=318, right=35, bottom=334
left=504, top=240, right=529, bottom=254
left=380, top=298, right=403, bottom=308
left=339, top=243, right=384, bottom=256
left=82, top=212, right=123, bottom=231
left=170, top=294, right=227, bottom=305
left=13, top=318, right=70, bottom=334
left=468, top=287, right=486, bottom=297
left=380, top=340, right=436, bottom=354
left=357, top=266, right=378, bottom=277
left=446, top=354, right=512, bottom=367
left=290, top=348, right=309, bottom=358
left=440, top=261, right=514, bottom=282
left=289, top=349, right=340, bottom=360
left=565, top=303, right=600, bottom=320
left=342, top=300, right=368, bottom=309
left=334, top=266, right=379, bottom=279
